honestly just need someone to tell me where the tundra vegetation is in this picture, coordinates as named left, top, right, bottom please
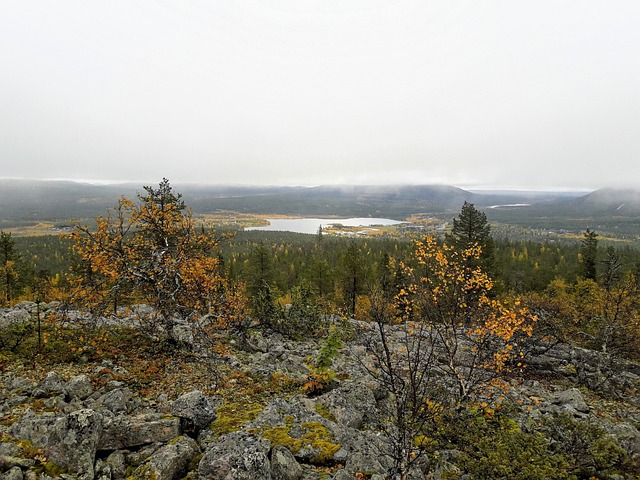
left=0, top=181, right=639, bottom=479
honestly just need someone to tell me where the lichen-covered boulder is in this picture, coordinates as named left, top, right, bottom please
left=171, top=390, right=220, bottom=434
left=94, top=387, right=135, bottom=414
left=0, top=466, right=24, bottom=480
left=66, top=374, right=94, bottom=401
left=10, top=409, right=102, bottom=480
left=105, top=450, right=127, bottom=480
left=323, top=427, right=392, bottom=477
left=270, top=444, right=303, bottom=480
left=608, top=422, right=640, bottom=460
left=198, top=431, right=271, bottom=480
left=98, top=413, right=181, bottom=450
left=32, top=371, right=66, bottom=398
left=316, top=382, right=377, bottom=429
left=5, top=377, right=35, bottom=396
left=94, top=458, right=112, bottom=480
left=138, top=435, right=201, bottom=480
left=246, top=397, right=342, bottom=465
left=550, top=387, right=590, bottom=415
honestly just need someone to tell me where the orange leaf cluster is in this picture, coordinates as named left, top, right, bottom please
left=67, top=181, right=246, bottom=340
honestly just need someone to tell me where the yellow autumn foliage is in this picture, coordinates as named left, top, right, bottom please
left=67, top=179, right=245, bottom=341
left=395, top=235, right=536, bottom=403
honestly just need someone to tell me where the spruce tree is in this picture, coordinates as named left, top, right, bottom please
left=580, top=229, right=598, bottom=281
left=447, top=201, right=494, bottom=271
left=0, top=231, right=20, bottom=305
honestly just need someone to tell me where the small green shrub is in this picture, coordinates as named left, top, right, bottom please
left=304, top=325, right=343, bottom=395
left=544, top=413, right=634, bottom=478
left=430, top=409, right=571, bottom=480
left=268, top=284, right=329, bottom=339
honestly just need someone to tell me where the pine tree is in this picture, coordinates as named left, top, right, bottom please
left=70, top=179, right=241, bottom=342
left=247, top=241, right=276, bottom=325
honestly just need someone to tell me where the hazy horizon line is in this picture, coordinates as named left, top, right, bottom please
left=0, top=175, right=601, bottom=193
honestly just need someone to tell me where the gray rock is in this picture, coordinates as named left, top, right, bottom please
left=609, top=422, right=640, bottom=458
left=331, top=470, right=352, bottom=480
left=7, top=377, right=34, bottom=395
left=344, top=451, right=385, bottom=477
left=280, top=356, right=310, bottom=377
left=297, top=468, right=331, bottom=480
left=99, top=414, right=181, bottom=450
left=0, top=303, right=34, bottom=330
left=332, top=448, right=348, bottom=464
left=94, top=459, right=111, bottom=480
left=142, top=436, right=201, bottom=480
left=171, top=391, right=220, bottom=434
left=551, top=387, right=590, bottom=413
left=0, top=467, right=23, bottom=480
left=0, top=456, right=36, bottom=470
left=104, top=380, right=126, bottom=391
left=10, top=408, right=102, bottom=480
left=43, top=394, right=67, bottom=411
left=66, top=375, right=94, bottom=401
left=247, top=397, right=323, bottom=431
left=106, top=451, right=127, bottom=480
left=127, top=443, right=163, bottom=467
left=198, top=431, right=271, bottom=480
left=95, top=388, right=133, bottom=414
left=246, top=396, right=346, bottom=464
left=0, top=442, right=21, bottom=457
left=316, top=382, right=377, bottom=429
left=339, top=430, right=391, bottom=476
left=33, top=371, right=67, bottom=398
left=4, top=395, right=29, bottom=408
left=271, top=444, right=303, bottom=480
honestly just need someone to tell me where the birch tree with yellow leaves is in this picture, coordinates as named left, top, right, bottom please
left=366, top=235, right=535, bottom=479
left=396, top=235, right=535, bottom=404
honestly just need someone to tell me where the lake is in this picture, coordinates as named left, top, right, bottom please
left=245, top=217, right=405, bottom=235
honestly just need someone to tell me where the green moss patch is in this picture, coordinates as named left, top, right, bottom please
left=210, top=397, right=265, bottom=437
left=314, top=403, right=337, bottom=422
left=258, top=418, right=341, bottom=465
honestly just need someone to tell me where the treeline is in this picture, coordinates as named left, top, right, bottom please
left=3, top=225, right=640, bottom=312
left=4, top=201, right=640, bottom=364
left=3, top=187, right=640, bottom=361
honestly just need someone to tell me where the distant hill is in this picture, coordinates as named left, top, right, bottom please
left=179, top=184, right=477, bottom=217
left=481, top=187, right=640, bottom=239
left=0, top=180, right=136, bottom=227
left=6, top=179, right=640, bottom=239
left=570, top=188, right=640, bottom=215
left=0, top=181, right=484, bottom=225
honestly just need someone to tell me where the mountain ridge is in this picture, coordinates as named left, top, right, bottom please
left=2, top=179, right=640, bottom=237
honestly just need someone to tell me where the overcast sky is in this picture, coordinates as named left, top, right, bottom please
left=1, top=1, right=638, bottom=190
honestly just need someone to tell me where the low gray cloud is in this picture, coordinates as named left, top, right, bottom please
left=1, top=1, right=638, bottom=189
